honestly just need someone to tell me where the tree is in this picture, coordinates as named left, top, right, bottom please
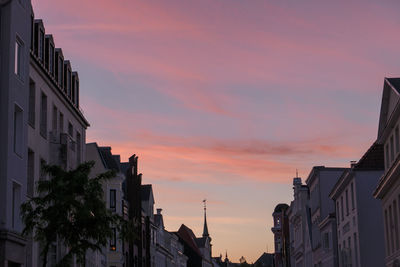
left=21, top=161, right=131, bottom=267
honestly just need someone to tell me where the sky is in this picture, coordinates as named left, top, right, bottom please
left=31, top=0, right=400, bottom=262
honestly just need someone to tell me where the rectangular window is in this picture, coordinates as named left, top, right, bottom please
left=396, top=127, right=400, bottom=154
left=39, top=29, right=44, bottom=61
left=354, top=233, right=359, bottom=267
left=110, top=189, right=116, bottom=212
left=59, top=112, right=64, bottom=133
left=337, top=201, right=340, bottom=223
left=386, top=144, right=390, bottom=169
left=323, top=232, right=329, bottom=249
left=12, top=182, right=21, bottom=231
left=341, top=196, right=344, bottom=221
left=390, top=205, right=395, bottom=254
left=13, top=105, right=23, bottom=156
left=40, top=159, right=46, bottom=181
left=72, top=75, right=76, bottom=104
left=76, top=132, right=81, bottom=164
left=28, top=80, right=35, bottom=127
left=58, top=57, right=63, bottom=86
left=52, top=105, right=58, bottom=132
left=68, top=122, right=73, bottom=137
left=348, top=237, right=352, bottom=266
left=67, top=69, right=71, bottom=98
left=351, top=183, right=355, bottom=210
left=27, top=149, right=35, bottom=198
left=40, top=92, right=48, bottom=138
left=394, top=200, right=400, bottom=251
left=75, top=80, right=79, bottom=107
left=345, top=189, right=349, bottom=216
left=385, top=209, right=390, bottom=256
left=391, top=136, right=395, bottom=162
left=15, top=39, right=23, bottom=77
left=110, top=228, right=116, bottom=251
left=49, top=44, right=54, bottom=75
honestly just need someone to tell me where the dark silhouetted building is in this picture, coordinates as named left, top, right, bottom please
left=271, top=203, right=290, bottom=267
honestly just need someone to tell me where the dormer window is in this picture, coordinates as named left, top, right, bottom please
left=67, top=69, right=71, bottom=98
left=49, top=44, right=54, bottom=75
left=75, top=80, right=79, bottom=108
left=64, top=61, right=71, bottom=95
left=72, top=74, right=76, bottom=104
left=39, top=29, right=44, bottom=62
left=58, top=57, right=63, bottom=86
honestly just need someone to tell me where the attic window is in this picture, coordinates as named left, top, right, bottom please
left=39, top=29, right=44, bottom=62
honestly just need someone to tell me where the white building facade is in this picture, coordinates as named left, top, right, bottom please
left=331, top=144, right=385, bottom=267
left=374, top=78, right=400, bottom=267
left=0, top=1, right=89, bottom=265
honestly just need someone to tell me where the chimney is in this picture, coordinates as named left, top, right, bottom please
left=157, top=208, right=162, bottom=215
left=350, top=161, right=357, bottom=168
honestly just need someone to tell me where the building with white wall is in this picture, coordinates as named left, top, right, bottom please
left=1, top=1, right=89, bottom=266
left=86, top=143, right=126, bottom=267
left=374, top=78, right=400, bottom=267
left=306, top=166, right=347, bottom=267
left=287, top=177, right=313, bottom=267
left=331, top=143, right=385, bottom=267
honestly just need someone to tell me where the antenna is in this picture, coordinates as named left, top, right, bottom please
left=203, top=199, right=207, bottom=211
left=296, top=169, right=298, bottom=178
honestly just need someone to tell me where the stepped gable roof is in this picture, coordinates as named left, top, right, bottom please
left=176, top=224, right=203, bottom=257
left=141, top=184, right=152, bottom=201
left=273, top=203, right=289, bottom=213
left=354, top=142, right=384, bottom=170
left=98, top=146, right=120, bottom=171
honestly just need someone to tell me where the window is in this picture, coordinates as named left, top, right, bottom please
left=49, top=44, right=54, bottom=75
left=110, top=189, right=116, bottom=212
left=345, top=189, right=349, bottom=216
left=391, top=136, right=395, bottom=162
left=394, top=200, right=400, bottom=251
left=52, top=105, right=58, bottom=132
left=67, top=69, right=71, bottom=98
left=15, top=39, right=23, bottom=77
left=76, top=132, right=81, bottom=164
left=390, top=205, right=395, bottom=254
left=385, top=209, right=390, bottom=255
left=58, top=57, right=63, bottom=86
left=28, top=80, right=35, bottom=127
left=40, top=159, right=47, bottom=181
left=386, top=144, right=390, bottom=169
left=59, top=112, right=64, bottom=133
left=323, top=232, right=330, bottom=249
left=347, top=237, right=352, bottom=267
left=110, top=228, right=116, bottom=251
left=72, top=74, right=76, bottom=104
left=354, top=233, right=359, bottom=267
left=351, top=183, right=355, bottom=210
left=341, top=196, right=344, bottom=221
left=13, top=105, right=23, bottom=156
left=396, top=127, right=400, bottom=154
left=40, top=92, right=47, bottom=138
left=337, top=201, right=340, bottom=223
left=68, top=122, right=73, bottom=137
left=75, top=80, right=79, bottom=107
left=39, top=29, right=44, bottom=61
left=12, top=182, right=21, bottom=231
left=276, top=217, right=281, bottom=226
left=27, top=149, right=35, bottom=198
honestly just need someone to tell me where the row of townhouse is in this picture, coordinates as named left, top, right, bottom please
left=271, top=77, right=400, bottom=267
left=0, top=1, right=215, bottom=266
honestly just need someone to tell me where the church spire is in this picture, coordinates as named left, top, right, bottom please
left=202, top=199, right=209, bottom=238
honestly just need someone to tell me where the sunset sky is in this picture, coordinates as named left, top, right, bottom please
left=31, top=0, right=400, bottom=262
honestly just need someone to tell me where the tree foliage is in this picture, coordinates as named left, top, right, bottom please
left=21, top=161, right=135, bottom=267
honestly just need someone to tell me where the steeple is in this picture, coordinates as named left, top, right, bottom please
left=202, top=199, right=209, bottom=238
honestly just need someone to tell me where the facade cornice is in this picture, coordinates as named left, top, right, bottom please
left=329, top=170, right=352, bottom=200
left=374, top=152, right=400, bottom=199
